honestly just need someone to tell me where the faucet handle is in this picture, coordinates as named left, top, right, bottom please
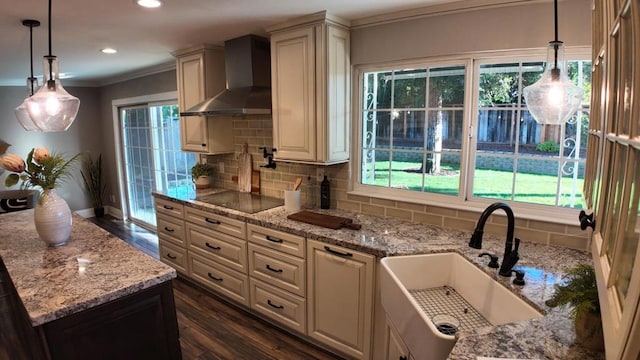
left=479, top=253, right=500, bottom=268
left=512, top=270, right=525, bottom=286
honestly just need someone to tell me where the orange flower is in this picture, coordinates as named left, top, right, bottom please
left=33, top=147, right=50, bottom=163
left=0, top=153, right=26, bottom=173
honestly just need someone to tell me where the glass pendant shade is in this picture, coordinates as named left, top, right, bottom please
left=15, top=77, right=42, bottom=131
left=523, top=41, right=584, bottom=125
left=24, top=56, right=80, bottom=132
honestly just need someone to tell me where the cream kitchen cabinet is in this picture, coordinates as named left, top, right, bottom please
left=268, top=12, right=350, bottom=164
left=155, top=198, right=188, bottom=275
left=385, top=318, right=413, bottom=360
left=184, top=206, right=250, bottom=306
left=306, top=239, right=375, bottom=359
left=172, top=45, right=233, bottom=154
left=247, top=224, right=307, bottom=334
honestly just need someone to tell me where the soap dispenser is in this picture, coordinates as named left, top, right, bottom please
left=320, top=176, right=330, bottom=209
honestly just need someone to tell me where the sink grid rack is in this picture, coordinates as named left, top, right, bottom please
left=408, top=286, right=491, bottom=333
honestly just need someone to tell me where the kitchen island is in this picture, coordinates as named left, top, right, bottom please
left=0, top=209, right=180, bottom=360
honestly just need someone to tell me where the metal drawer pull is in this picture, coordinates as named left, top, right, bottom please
left=164, top=226, right=174, bottom=233
left=166, top=253, right=177, bottom=260
left=265, top=235, right=283, bottom=243
left=324, top=246, right=353, bottom=258
left=205, top=217, right=220, bottom=225
left=207, top=273, right=223, bottom=282
left=266, top=264, right=283, bottom=273
left=163, top=205, right=174, bottom=210
left=205, top=242, right=221, bottom=250
left=267, top=300, right=284, bottom=309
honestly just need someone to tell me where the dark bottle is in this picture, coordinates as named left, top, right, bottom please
left=320, top=175, right=330, bottom=209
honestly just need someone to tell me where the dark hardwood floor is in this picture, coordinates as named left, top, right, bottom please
left=89, top=215, right=342, bottom=360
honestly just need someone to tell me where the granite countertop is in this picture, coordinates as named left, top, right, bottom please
left=153, top=190, right=604, bottom=359
left=0, top=209, right=176, bottom=327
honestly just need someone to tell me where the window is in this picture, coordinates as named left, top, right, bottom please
left=361, top=63, right=466, bottom=197
left=355, top=52, right=591, bottom=219
left=113, top=92, right=195, bottom=229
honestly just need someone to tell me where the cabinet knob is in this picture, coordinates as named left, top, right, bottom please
left=202, top=143, right=207, bottom=147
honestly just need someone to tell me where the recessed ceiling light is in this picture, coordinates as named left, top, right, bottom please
left=101, top=48, right=117, bottom=54
left=137, top=0, right=162, bottom=8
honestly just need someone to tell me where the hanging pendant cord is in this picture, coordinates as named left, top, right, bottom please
left=29, top=23, right=35, bottom=95
left=553, top=0, right=559, bottom=70
left=47, top=0, right=54, bottom=88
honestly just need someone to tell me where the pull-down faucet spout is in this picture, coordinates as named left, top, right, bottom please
left=469, top=202, right=514, bottom=250
left=469, top=202, right=520, bottom=277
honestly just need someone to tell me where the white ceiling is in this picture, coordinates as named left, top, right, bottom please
left=0, top=0, right=522, bottom=86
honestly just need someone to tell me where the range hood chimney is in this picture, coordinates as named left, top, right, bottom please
left=180, top=35, right=271, bottom=116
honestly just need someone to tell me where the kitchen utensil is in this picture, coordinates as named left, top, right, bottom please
left=293, top=177, right=302, bottom=191
left=287, top=210, right=361, bottom=230
left=251, top=170, right=260, bottom=194
left=238, top=143, right=252, bottom=193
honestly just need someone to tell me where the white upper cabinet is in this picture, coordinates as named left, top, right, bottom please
left=172, top=45, right=233, bottom=154
left=269, top=12, right=351, bottom=164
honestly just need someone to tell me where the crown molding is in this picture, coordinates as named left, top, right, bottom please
left=351, top=0, right=548, bottom=29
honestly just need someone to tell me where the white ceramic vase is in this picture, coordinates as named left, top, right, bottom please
left=34, top=189, right=72, bottom=247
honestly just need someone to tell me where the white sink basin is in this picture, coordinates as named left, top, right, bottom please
left=380, top=253, right=542, bottom=360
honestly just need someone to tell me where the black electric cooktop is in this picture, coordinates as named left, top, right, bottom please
left=195, top=190, right=283, bottom=214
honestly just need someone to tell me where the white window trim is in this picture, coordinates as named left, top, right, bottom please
left=349, top=47, right=591, bottom=225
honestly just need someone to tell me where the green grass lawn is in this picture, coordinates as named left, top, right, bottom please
left=366, top=161, right=585, bottom=208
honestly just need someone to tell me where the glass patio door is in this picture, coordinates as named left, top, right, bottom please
left=120, top=101, right=195, bottom=228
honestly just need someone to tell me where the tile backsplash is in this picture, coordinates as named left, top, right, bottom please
left=207, top=115, right=590, bottom=252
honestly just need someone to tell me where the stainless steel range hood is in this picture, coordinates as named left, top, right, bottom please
left=180, top=35, right=271, bottom=116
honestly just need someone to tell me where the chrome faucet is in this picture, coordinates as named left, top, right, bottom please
left=469, top=202, right=521, bottom=277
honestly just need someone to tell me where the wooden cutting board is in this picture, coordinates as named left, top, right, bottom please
left=238, top=143, right=252, bottom=193
left=287, top=211, right=361, bottom=230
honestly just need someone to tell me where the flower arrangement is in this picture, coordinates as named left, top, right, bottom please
left=1, top=147, right=81, bottom=195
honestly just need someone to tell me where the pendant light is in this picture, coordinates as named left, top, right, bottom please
left=24, top=0, right=80, bottom=132
left=522, top=0, right=584, bottom=125
left=15, top=20, right=43, bottom=132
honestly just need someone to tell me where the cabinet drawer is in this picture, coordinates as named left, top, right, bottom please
left=159, top=240, right=188, bottom=275
left=155, top=197, right=184, bottom=218
left=186, top=222, right=247, bottom=273
left=185, top=207, right=246, bottom=239
left=157, top=214, right=185, bottom=246
left=248, top=243, right=305, bottom=297
left=247, top=223, right=305, bottom=258
left=189, top=253, right=249, bottom=306
left=249, top=278, right=306, bottom=335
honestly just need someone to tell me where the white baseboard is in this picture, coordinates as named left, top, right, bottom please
left=107, top=206, right=123, bottom=219
left=74, top=208, right=95, bottom=218
left=75, top=206, right=123, bottom=219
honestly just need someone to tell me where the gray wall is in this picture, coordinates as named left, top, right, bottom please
left=351, top=0, right=591, bottom=65
left=0, top=86, right=101, bottom=210
left=98, top=70, right=177, bottom=211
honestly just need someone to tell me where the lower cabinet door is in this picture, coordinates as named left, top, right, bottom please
left=306, top=239, right=375, bottom=359
left=249, top=278, right=306, bottom=334
left=189, top=252, right=249, bottom=306
left=386, top=319, right=411, bottom=360
left=159, top=240, right=188, bottom=275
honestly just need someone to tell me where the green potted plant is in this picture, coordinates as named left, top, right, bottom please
left=191, top=162, right=214, bottom=189
left=546, top=264, right=604, bottom=351
left=80, top=153, right=107, bottom=217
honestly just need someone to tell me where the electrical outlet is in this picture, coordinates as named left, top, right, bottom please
left=218, top=161, right=225, bottom=173
left=316, top=168, right=325, bottom=182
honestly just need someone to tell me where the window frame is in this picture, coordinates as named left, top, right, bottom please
left=350, top=47, right=592, bottom=224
